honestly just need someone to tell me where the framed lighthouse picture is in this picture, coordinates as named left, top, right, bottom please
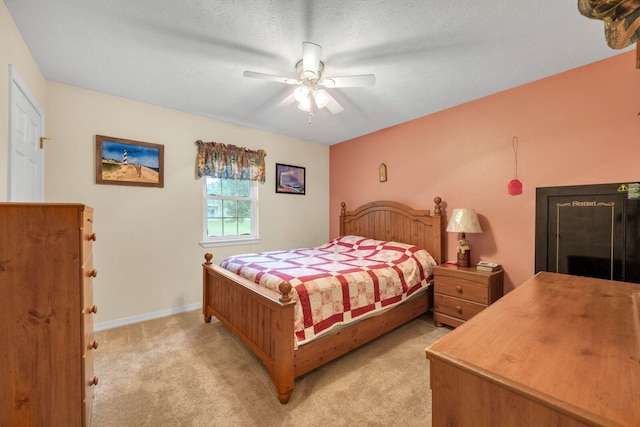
left=95, top=135, right=164, bottom=188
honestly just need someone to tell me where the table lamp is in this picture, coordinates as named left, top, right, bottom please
left=446, top=208, right=483, bottom=267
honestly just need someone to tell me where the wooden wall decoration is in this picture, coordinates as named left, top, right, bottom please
left=379, top=163, right=387, bottom=182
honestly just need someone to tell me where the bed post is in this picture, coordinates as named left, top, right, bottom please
left=272, top=282, right=295, bottom=404
left=339, top=202, right=346, bottom=236
left=203, top=253, right=213, bottom=323
left=434, top=197, right=442, bottom=216
left=432, top=197, right=444, bottom=264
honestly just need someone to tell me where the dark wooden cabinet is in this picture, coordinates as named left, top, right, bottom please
left=536, top=182, right=640, bottom=283
left=0, top=203, right=98, bottom=426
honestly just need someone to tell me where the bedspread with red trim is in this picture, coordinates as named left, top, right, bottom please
left=219, top=235, right=437, bottom=345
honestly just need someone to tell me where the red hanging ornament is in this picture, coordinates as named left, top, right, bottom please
left=508, top=136, right=522, bottom=195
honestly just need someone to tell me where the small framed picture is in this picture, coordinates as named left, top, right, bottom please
left=275, top=163, right=305, bottom=195
left=96, top=135, right=164, bottom=188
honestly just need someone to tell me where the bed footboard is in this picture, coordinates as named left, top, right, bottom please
left=202, top=253, right=296, bottom=403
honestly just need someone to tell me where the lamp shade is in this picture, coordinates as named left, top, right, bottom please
left=446, top=208, right=482, bottom=234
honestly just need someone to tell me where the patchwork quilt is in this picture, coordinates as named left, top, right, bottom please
left=220, top=235, right=437, bottom=345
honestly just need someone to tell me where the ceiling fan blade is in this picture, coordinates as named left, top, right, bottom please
left=321, top=74, right=376, bottom=88
left=243, top=71, right=299, bottom=85
left=302, top=42, right=322, bottom=79
left=324, top=92, right=344, bottom=114
left=278, top=92, right=296, bottom=107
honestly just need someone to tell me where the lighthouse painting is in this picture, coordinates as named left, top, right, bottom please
left=96, top=135, right=164, bottom=188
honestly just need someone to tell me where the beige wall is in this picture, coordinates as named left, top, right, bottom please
left=2, top=0, right=329, bottom=328
left=0, top=0, right=46, bottom=200
left=45, top=82, right=329, bottom=327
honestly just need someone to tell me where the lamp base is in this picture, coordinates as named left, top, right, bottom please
left=457, top=250, right=471, bottom=267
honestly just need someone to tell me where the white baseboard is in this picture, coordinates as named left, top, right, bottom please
left=94, top=302, right=203, bottom=332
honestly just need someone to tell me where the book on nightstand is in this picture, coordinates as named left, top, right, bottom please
left=477, top=261, right=501, bottom=272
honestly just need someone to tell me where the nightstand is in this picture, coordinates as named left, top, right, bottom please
left=433, top=264, right=504, bottom=328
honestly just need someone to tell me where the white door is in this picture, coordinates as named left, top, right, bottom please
left=9, top=65, right=44, bottom=202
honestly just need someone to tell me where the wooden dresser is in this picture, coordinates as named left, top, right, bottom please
left=433, top=264, right=503, bottom=328
left=0, top=203, right=99, bottom=426
left=426, top=272, right=640, bottom=427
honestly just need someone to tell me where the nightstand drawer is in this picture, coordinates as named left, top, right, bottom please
left=434, top=293, right=485, bottom=321
left=435, top=275, right=488, bottom=304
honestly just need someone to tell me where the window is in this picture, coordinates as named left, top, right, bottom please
left=202, top=177, right=259, bottom=246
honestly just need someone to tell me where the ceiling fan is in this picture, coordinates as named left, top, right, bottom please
left=243, top=42, right=375, bottom=122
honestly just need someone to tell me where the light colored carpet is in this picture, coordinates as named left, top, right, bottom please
left=92, top=309, right=449, bottom=427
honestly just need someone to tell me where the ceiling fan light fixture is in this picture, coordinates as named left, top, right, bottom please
left=313, top=89, right=329, bottom=108
left=297, top=97, right=311, bottom=111
left=293, top=86, right=310, bottom=104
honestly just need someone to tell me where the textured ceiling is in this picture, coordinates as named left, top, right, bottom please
left=5, top=0, right=630, bottom=145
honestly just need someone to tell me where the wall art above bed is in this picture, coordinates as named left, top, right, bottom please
left=275, top=163, right=305, bottom=195
left=96, top=135, right=164, bottom=188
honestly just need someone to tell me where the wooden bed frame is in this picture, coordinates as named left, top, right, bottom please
left=202, top=198, right=443, bottom=403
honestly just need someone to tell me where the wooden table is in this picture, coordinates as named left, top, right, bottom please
left=426, top=272, right=640, bottom=427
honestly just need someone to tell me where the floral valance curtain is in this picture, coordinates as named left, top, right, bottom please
left=196, top=140, right=266, bottom=182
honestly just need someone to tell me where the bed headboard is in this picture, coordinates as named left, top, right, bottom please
left=339, top=198, right=444, bottom=264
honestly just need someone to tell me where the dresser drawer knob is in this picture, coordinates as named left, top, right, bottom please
left=87, top=305, right=98, bottom=314
left=455, top=286, right=462, bottom=293
left=88, top=340, right=99, bottom=350
left=456, top=305, right=462, bottom=313
left=88, top=269, right=98, bottom=278
left=88, top=233, right=97, bottom=241
left=89, top=376, right=99, bottom=386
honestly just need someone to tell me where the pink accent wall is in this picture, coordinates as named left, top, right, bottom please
left=330, top=51, right=640, bottom=293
